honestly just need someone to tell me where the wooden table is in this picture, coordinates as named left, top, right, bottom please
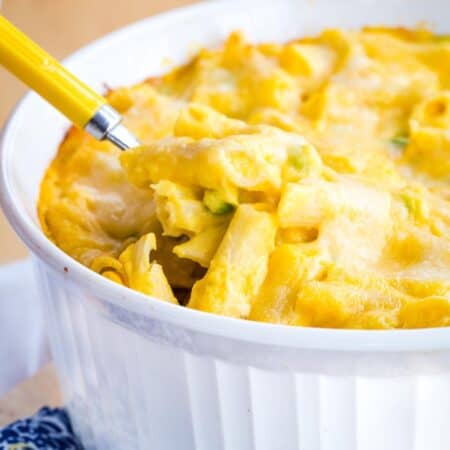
left=0, top=365, right=61, bottom=426
left=0, top=0, right=196, bottom=426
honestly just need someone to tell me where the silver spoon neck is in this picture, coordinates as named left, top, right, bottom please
left=84, top=104, right=141, bottom=150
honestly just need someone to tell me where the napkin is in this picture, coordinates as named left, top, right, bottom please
left=0, top=259, right=49, bottom=395
left=0, top=407, right=83, bottom=450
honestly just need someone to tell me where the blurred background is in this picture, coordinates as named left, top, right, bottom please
left=0, top=0, right=196, bottom=264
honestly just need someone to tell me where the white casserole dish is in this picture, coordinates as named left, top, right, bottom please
left=1, top=1, right=450, bottom=449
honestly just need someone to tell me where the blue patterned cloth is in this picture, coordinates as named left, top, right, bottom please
left=0, top=407, right=83, bottom=450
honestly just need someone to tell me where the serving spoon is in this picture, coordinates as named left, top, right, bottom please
left=0, top=15, right=141, bottom=150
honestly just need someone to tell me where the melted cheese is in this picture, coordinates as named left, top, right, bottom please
left=38, top=28, right=450, bottom=328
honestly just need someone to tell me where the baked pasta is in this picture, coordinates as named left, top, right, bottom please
left=39, top=28, right=450, bottom=329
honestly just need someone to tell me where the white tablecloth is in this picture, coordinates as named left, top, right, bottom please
left=0, top=259, right=49, bottom=395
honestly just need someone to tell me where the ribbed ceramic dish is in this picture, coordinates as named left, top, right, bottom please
left=1, top=1, right=450, bottom=449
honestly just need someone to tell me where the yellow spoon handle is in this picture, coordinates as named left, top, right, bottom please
left=0, top=14, right=105, bottom=128
left=0, top=15, right=140, bottom=149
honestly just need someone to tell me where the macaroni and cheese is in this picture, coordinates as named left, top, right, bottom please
left=38, top=28, right=450, bottom=328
